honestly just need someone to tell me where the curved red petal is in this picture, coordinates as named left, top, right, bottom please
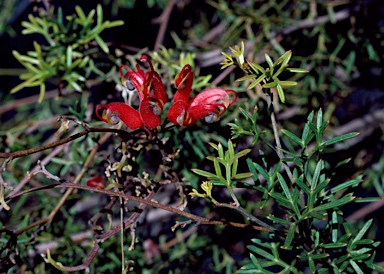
left=188, top=104, right=226, bottom=125
left=174, top=64, right=193, bottom=103
left=167, top=100, right=189, bottom=126
left=127, top=71, right=145, bottom=101
left=96, top=102, right=143, bottom=130
left=86, top=176, right=105, bottom=189
left=188, top=88, right=230, bottom=108
left=139, top=98, right=161, bottom=129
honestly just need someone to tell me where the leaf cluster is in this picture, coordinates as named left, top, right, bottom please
left=11, top=4, right=124, bottom=102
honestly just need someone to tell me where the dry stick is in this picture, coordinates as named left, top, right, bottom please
left=194, top=7, right=352, bottom=68
left=46, top=191, right=156, bottom=272
left=0, top=127, right=129, bottom=159
left=52, top=182, right=273, bottom=233
left=153, top=0, right=178, bottom=51
left=15, top=131, right=113, bottom=236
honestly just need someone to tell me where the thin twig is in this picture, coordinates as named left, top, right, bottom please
left=0, top=127, right=133, bottom=159
left=153, top=0, right=178, bottom=51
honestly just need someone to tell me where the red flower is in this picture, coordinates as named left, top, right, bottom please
left=168, top=88, right=237, bottom=126
left=167, top=65, right=237, bottom=126
left=86, top=176, right=105, bottom=190
left=97, top=55, right=167, bottom=129
left=118, top=55, right=166, bottom=129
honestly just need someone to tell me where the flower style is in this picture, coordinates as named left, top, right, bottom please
left=167, top=64, right=238, bottom=126
left=96, top=55, right=166, bottom=129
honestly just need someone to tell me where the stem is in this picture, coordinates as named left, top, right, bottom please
left=215, top=202, right=275, bottom=231
left=265, top=88, right=295, bottom=184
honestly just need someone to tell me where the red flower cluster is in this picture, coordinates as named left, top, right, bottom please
left=96, top=55, right=237, bottom=130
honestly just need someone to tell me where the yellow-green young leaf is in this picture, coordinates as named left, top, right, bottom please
left=233, top=172, right=253, bottom=180
left=66, top=45, right=73, bottom=68
left=227, top=140, right=235, bottom=159
left=86, top=9, right=96, bottom=22
left=75, top=6, right=87, bottom=22
left=192, top=168, right=218, bottom=179
left=263, top=81, right=278, bottom=88
left=214, top=158, right=222, bottom=178
left=97, top=4, right=103, bottom=26
left=217, top=142, right=224, bottom=159
left=264, top=53, right=274, bottom=69
left=247, top=60, right=266, bottom=74
left=38, top=83, right=46, bottom=103
left=286, top=67, right=309, bottom=73
left=208, top=142, right=218, bottom=151
left=94, top=35, right=109, bottom=53
left=33, top=41, right=42, bottom=59
left=279, top=81, right=297, bottom=86
left=234, top=148, right=251, bottom=158
left=221, top=51, right=233, bottom=59
left=232, top=158, right=238, bottom=177
left=104, top=20, right=124, bottom=28
left=280, top=50, right=292, bottom=67
left=236, top=74, right=257, bottom=82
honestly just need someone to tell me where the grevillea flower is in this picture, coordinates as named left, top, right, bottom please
left=96, top=102, right=143, bottom=130
left=119, top=55, right=166, bottom=129
left=167, top=64, right=238, bottom=126
left=96, top=55, right=167, bottom=129
left=86, top=176, right=105, bottom=190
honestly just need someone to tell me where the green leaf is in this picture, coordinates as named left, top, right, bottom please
left=104, top=20, right=124, bottom=28
left=66, top=45, right=73, bottom=68
left=263, top=81, right=278, bottom=88
left=283, top=223, right=296, bottom=248
left=247, top=158, right=259, bottom=182
left=279, top=81, right=297, bottom=86
left=234, top=148, right=251, bottom=159
left=313, top=194, right=355, bottom=211
left=277, top=173, right=292, bottom=201
left=192, top=169, right=218, bottom=179
left=247, top=60, right=266, bottom=74
left=218, top=142, right=224, bottom=159
left=281, top=129, right=303, bottom=147
left=94, top=34, right=109, bottom=53
left=247, top=245, right=274, bottom=261
left=322, top=132, right=359, bottom=146
left=276, top=84, right=285, bottom=103
left=331, top=176, right=362, bottom=193
left=353, top=219, right=373, bottom=243
left=286, top=67, right=309, bottom=73
left=311, top=160, right=323, bottom=191
left=236, top=74, right=257, bottom=82
left=213, top=158, right=223, bottom=179
left=38, top=83, right=46, bottom=103
left=233, top=172, right=253, bottom=180
left=266, top=215, right=291, bottom=226
left=355, top=197, right=381, bottom=203
left=349, top=260, right=364, bottom=274
left=264, top=53, right=274, bottom=70
left=317, top=109, right=323, bottom=130
left=322, top=242, right=347, bottom=249
left=75, top=6, right=87, bottom=22
left=248, top=74, right=266, bottom=89
left=228, top=139, right=235, bottom=160
left=295, top=176, right=310, bottom=195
